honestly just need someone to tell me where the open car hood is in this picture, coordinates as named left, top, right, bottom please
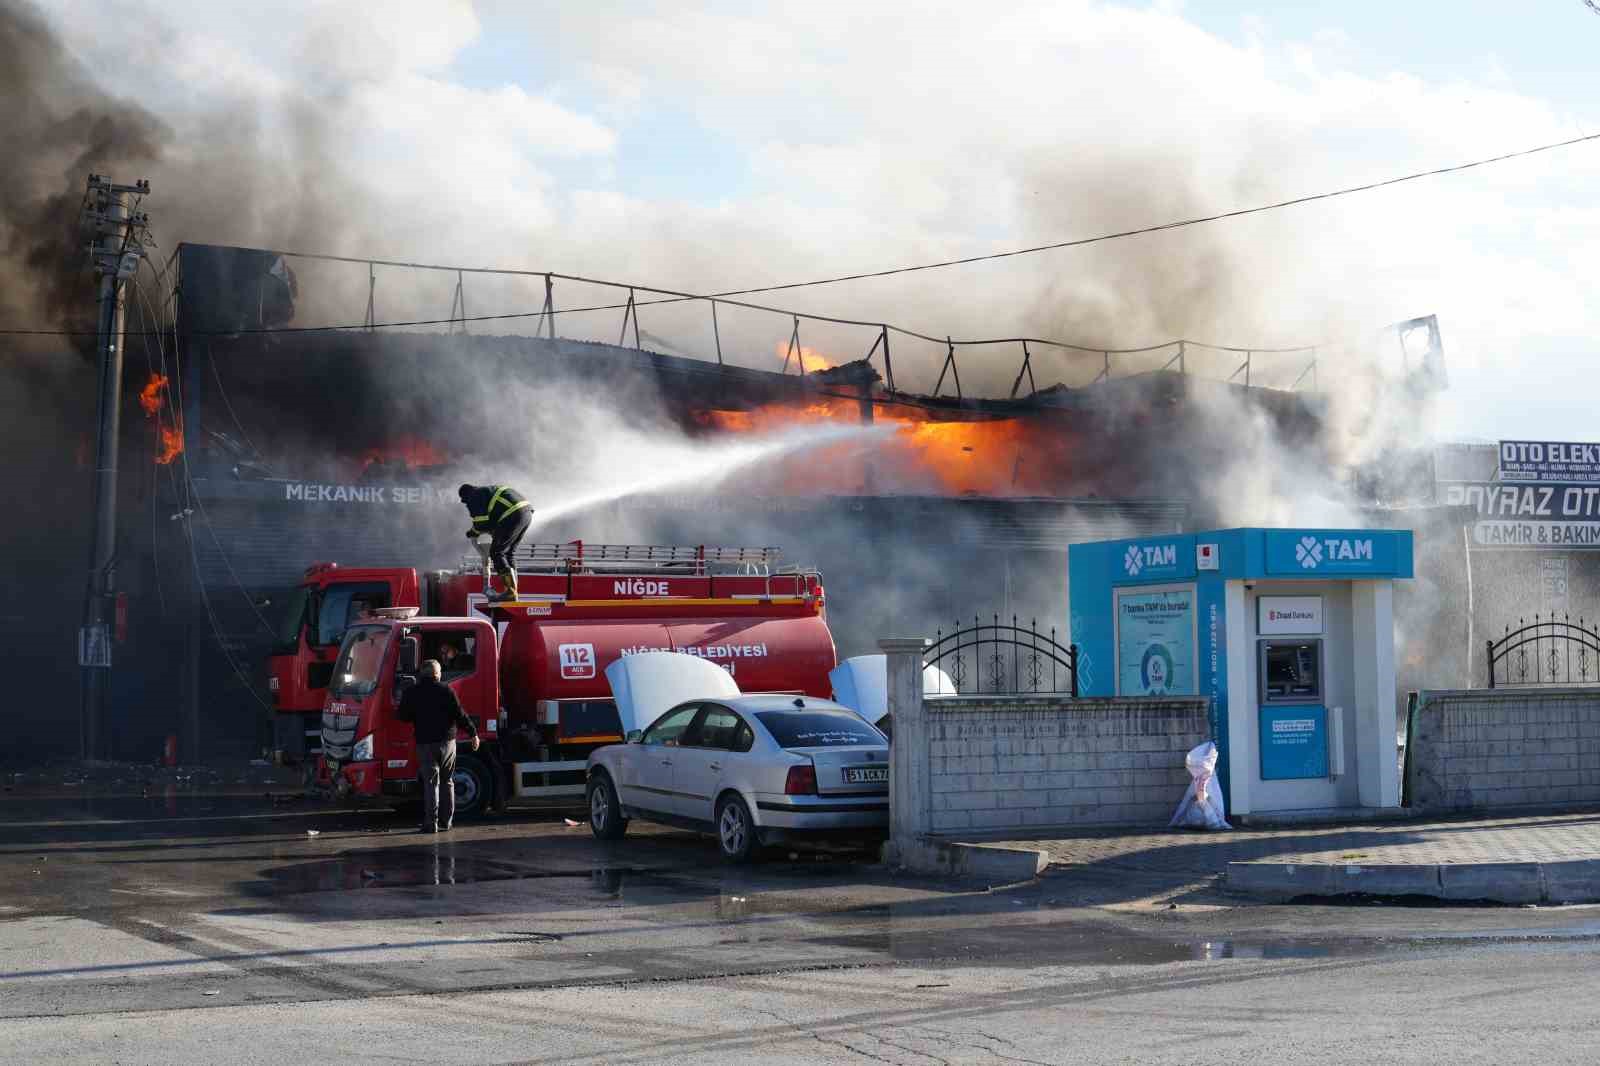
left=828, top=654, right=956, bottom=723
left=604, top=651, right=741, bottom=736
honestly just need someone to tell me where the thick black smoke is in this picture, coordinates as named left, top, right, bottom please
left=0, top=1, right=171, bottom=762
left=0, top=1, right=168, bottom=336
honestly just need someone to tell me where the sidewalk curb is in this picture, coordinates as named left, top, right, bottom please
left=1225, top=859, right=1600, bottom=905
left=882, top=839, right=1049, bottom=884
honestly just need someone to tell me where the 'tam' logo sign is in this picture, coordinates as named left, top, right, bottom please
left=1295, top=536, right=1373, bottom=570
left=1123, top=543, right=1176, bottom=577
left=1294, top=536, right=1324, bottom=569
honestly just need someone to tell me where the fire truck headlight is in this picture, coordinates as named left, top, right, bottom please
left=352, top=734, right=375, bottom=762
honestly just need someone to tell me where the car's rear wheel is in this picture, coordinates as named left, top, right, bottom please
left=588, top=772, right=628, bottom=840
left=715, top=793, right=759, bottom=863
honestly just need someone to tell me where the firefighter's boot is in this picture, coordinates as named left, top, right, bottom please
left=490, top=567, right=518, bottom=602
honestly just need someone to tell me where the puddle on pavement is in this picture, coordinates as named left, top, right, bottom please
left=800, top=924, right=1391, bottom=967
left=251, top=836, right=881, bottom=900
left=255, top=852, right=687, bottom=894
left=0, top=794, right=332, bottom=830
left=253, top=851, right=1403, bottom=967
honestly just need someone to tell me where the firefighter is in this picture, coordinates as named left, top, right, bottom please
left=458, top=483, right=533, bottom=602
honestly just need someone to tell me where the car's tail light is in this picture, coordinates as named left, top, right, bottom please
left=784, top=764, right=817, bottom=795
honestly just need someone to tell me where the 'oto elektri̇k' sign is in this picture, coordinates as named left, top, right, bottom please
left=1499, top=441, right=1600, bottom=484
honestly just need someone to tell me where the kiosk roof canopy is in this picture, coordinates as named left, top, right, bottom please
left=1073, top=527, right=1414, bottom=585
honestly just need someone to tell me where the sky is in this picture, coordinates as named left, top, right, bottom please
left=36, top=0, right=1600, bottom=443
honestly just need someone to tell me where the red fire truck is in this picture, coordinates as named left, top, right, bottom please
left=269, top=563, right=423, bottom=762
left=298, top=543, right=836, bottom=818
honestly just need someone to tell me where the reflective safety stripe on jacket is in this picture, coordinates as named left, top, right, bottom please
left=469, top=485, right=529, bottom=533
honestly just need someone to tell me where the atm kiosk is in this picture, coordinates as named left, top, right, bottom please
left=1068, top=528, right=1414, bottom=817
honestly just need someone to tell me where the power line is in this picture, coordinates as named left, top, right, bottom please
left=163, top=127, right=1600, bottom=351
left=202, top=129, right=1600, bottom=304
left=13, top=130, right=1588, bottom=357
left=132, top=276, right=276, bottom=710
left=167, top=129, right=1600, bottom=318
left=674, top=131, right=1600, bottom=299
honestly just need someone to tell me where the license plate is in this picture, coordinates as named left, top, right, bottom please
left=844, top=766, right=887, bottom=784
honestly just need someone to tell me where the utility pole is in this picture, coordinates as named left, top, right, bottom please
left=79, top=174, right=151, bottom=761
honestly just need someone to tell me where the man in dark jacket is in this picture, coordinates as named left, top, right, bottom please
left=396, top=659, right=480, bottom=832
left=458, top=483, right=532, bottom=602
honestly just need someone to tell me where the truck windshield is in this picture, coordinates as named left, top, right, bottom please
left=332, top=625, right=393, bottom=697
left=314, top=581, right=391, bottom=647
left=272, top=586, right=311, bottom=655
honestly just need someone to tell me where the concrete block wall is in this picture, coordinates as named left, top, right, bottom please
left=923, top=696, right=1209, bottom=832
left=1409, top=688, right=1600, bottom=811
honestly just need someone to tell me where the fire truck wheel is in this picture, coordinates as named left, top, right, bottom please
left=715, top=793, right=760, bottom=864
left=451, top=753, right=494, bottom=820
left=587, top=772, right=628, bottom=840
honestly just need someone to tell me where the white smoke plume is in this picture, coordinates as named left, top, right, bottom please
left=13, top=0, right=1596, bottom=420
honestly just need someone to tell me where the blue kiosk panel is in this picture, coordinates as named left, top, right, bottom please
left=1259, top=705, right=1329, bottom=779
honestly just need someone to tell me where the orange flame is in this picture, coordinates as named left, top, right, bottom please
left=139, top=373, right=167, bottom=416
left=138, top=373, right=184, bottom=465
left=695, top=398, right=852, bottom=433
left=157, top=426, right=183, bottom=465
left=361, top=435, right=452, bottom=473
left=776, top=340, right=837, bottom=373
left=694, top=396, right=1059, bottom=497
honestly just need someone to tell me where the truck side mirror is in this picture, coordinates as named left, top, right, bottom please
left=398, top=636, right=420, bottom=676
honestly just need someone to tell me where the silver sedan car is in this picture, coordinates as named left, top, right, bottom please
left=585, top=694, right=890, bottom=862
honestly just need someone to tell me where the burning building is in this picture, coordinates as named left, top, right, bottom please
left=38, top=243, right=1466, bottom=763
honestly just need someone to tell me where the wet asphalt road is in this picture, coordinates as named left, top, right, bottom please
left=5, top=793, right=1600, bottom=1063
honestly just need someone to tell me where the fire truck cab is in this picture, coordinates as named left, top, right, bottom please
left=315, top=543, right=836, bottom=818
left=268, top=563, right=420, bottom=762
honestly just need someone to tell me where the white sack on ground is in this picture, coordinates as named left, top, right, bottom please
left=1170, top=740, right=1230, bottom=831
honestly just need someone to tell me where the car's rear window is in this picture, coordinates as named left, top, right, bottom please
left=755, top=710, right=882, bottom=748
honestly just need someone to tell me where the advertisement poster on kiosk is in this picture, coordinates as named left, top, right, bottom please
left=1116, top=587, right=1197, bottom=696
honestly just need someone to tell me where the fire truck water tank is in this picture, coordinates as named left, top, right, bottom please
left=497, top=615, right=837, bottom=732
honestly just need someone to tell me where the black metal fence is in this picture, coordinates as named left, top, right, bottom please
left=924, top=615, right=1078, bottom=697
left=1487, top=615, right=1600, bottom=688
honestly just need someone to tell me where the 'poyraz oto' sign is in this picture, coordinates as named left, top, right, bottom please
left=1442, top=481, right=1600, bottom=548
left=1499, top=441, right=1600, bottom=484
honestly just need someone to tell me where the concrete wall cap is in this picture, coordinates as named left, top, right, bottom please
left=879, top=637, right=931, bottom=653
left=1420, top=687, right=1600, bottom=702
left=925, top=695, right=1207, bottom=711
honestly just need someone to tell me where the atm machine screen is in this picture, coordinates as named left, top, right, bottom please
left=1262, top=642, right=1322, bottom=702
